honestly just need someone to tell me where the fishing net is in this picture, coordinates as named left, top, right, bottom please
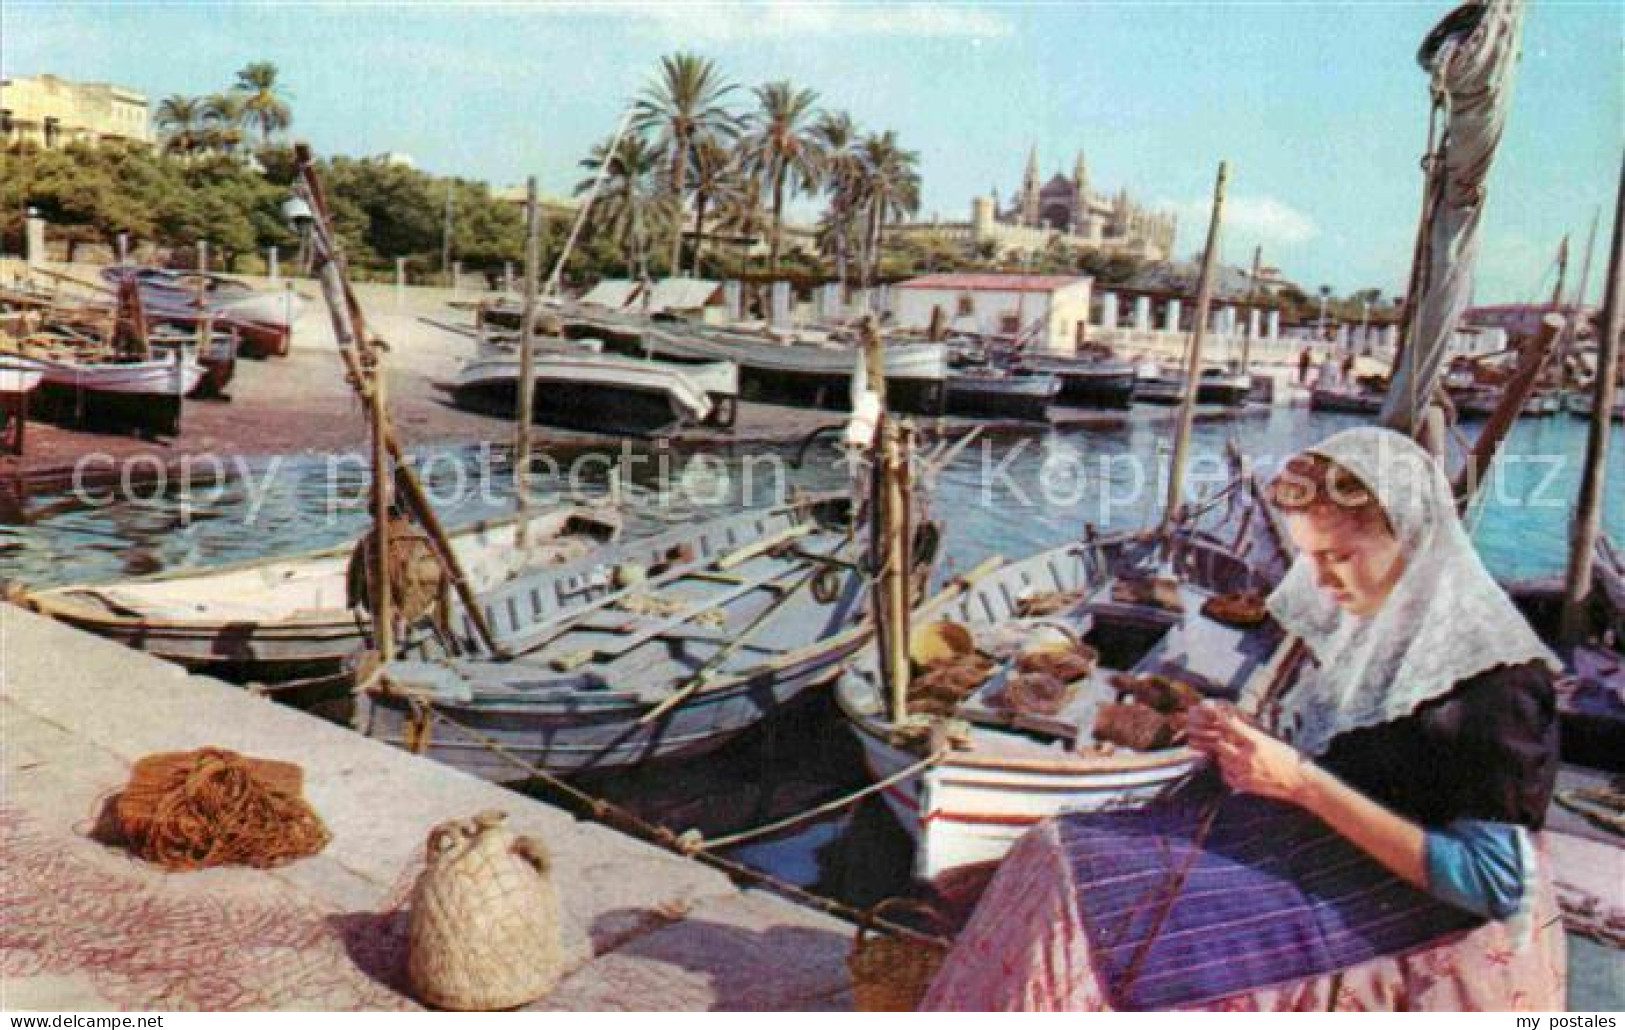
left=113, top=748, right=331, bottom=871
left=347, top=515, right=447, bottom=627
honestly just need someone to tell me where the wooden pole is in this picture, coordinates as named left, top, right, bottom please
left=515, top=176, right=541, bottom=547
left=1560, top=152, right=1625, bottom=644
left=1240, top=243, right=1261, bottom=374
left=1550, top=233, right=1570, bottom=311
left=1162, top=161, right=1228, bottom=532
left=294, top=144, right=506, bottom=657
left=880, top=419, right=912, bottom=727
left=1453, top=314, right=1564, bottom=503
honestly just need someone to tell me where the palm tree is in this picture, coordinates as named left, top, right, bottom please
left=741, top=81, right=822, bottom=274
left=686, top=138, right=744, bottom=277
left=577, top=132, right=669, bottom=279
left=201, top=92, right=246, bottom=157
left=811, top=110, right=862, bottom=289
left=633, top=52, right=740, bottom=275
left=155, top=94, right=204, bottom=158
left=714, top=173, right=768, bottom=279
left=853, top=131, right=921, bottom=287
left=234, top=61, right=292, bottom=148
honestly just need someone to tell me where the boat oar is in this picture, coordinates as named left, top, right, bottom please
left=636, top=557, right=832, bottom=726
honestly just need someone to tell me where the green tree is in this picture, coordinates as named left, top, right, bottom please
left=742, top=81, right=822, bottom=274
left=577, top=132, right=669, bottom=278
left=812, top=109, right=862, bottom=288
left=853, top=130, right=919, bottom=287
left=235, top=61, right=292, bottom=148
left=201, top=92, right=247, bottom=157
left=633, top=52, right=739, bottom=275
left=685, top=137, right=743, bottom=277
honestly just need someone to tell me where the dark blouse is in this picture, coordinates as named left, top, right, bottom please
left=1316, top=660, right=1558, bottom=830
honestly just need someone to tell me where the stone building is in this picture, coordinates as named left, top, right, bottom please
left=889, top=146, right=1175, bottom=263
left=0, top=74, right=153, bottom=149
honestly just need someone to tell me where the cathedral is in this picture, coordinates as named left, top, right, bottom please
left=886, top=145, right=1176, bottom=262
left=987, top=146, right=1176, bottom=257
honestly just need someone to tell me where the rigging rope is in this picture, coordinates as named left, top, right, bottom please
left=381, top=689, right=950, bottom=949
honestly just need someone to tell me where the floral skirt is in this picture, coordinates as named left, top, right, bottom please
left=920, top=819, right=1567, bottom=1012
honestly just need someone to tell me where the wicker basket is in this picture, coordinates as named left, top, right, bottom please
left=407, top=810, right=563, bottom=1011
left=847, top=898, right=950, bottom=1012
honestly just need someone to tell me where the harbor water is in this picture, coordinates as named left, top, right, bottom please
left=2, top=408, right=1621, bottom=910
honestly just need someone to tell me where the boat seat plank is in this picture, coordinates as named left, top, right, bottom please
left=583, top=558, right=812, bottom=659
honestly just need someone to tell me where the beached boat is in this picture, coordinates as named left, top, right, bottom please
left=1019, top=356, right=1138, bottom=409
left=30, top=350, right=206, bottom=436
left=946, top=371, right=1058, bottom=422
left=358, top=495, right=917, bottom=777
left=104, top=266, right=304, bottom=358
left=23, top=504, right=620, bottom=695
left=837, top=522, right=1284, bottom=881
left=570, top=314, right=950, bottom=415
left=0, top=352, right=46, bottom=397
left=446, top=351, right=739, bottom=435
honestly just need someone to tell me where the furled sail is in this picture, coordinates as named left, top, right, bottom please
left=1382, top=0, right=1526, bottom=435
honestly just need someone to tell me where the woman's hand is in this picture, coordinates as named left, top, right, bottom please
left=1188, top=701, right=1312, bottom=803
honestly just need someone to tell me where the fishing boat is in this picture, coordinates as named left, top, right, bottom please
left=1565, top=389, right=1625, bottom=423
left=569, top=314, right=951, bottom=415
left=357, top=494, right=924, bottom=777
left=22, top=504, right=620, bottom=696
left=837, top=503, right=1286, bottom=881
left=946, top=370, right=1058, bottom=422
left=446, top=351, right=739, bottom=435
left=148, top=323, right=239, bottom=398
left=1522, top=390, right=1564, bottom=417
left=104, top=266, right=304, bottom=358
left=1018, top=355, right=1138, bottom=409
left=30, top=349, right=206, bottom=436
left=1135, top=365, right=1251, bottom=407
left=1309, top=384, right=1385, bottom=416
left=0, top=352, right=46, bottom=398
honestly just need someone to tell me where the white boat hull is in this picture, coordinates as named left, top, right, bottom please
left=38, top=356, right=205, bottom=397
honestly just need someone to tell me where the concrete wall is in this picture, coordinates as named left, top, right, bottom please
left=890, top=280, right=1091, bottom=355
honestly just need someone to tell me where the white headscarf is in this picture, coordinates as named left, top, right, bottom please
left=1265, top=427, right=1560, bottom=757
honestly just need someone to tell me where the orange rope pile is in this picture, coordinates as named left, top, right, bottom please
left=114, top=748, right=331, bottom=871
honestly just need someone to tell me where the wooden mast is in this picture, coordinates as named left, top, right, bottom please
left=293, top=143, right=506, bottom=658
left=515, top=176, right=541, bottom=547
left=862, top=317, right=911, bottom=725
left=1240, top=243, right=1261, bottom=374
left=1161, top=161, right=1228, bottom=532
left=1560, top=153, right=1625, bottom=644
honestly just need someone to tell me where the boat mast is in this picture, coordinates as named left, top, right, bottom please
left=293, top=143, right=506, bottom=659
left=862, top=317, right=911, bottom=725
left=1161, top=161, right=1227, bottom=532
left=1560, top=153, right=1625, bottom=644
left=515, top=176, right=541, bottom=547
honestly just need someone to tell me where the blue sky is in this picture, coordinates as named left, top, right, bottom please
left=3, top=1, right=1618, bottom=302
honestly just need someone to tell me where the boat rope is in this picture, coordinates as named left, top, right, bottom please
left=401, top=698, right=951, bottom=949
left=699, top=749, right=944, bottom=850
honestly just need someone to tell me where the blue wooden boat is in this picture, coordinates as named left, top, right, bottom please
left=357, top=494, right=931, bottom=778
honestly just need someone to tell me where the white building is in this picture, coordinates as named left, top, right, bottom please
left=891, top=273, right=1093, bottom=357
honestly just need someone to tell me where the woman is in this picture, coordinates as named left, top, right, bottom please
left=922, top=427, right=1566, bottom=1011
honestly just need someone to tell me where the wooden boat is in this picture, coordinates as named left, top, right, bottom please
left=1522, top=390, right=1563, bottom=418
left=946, top=371, right=1058, bottom=422
left=0, top=352, right=46, bottom=397
left=148, top=324, right=239, bottom=399
left=1309, top=385, right=1384, bottom=415
left=1136, top=366, right=1251, bottom=407
left=1018, top=356, right=1137, bottom=409
left=23, top=504, right=620, bottom=694
left=357, top=495, right=916, bottom=777
left=446, top=351, right=739, bottom=435
left=105, top=266, right=303, bottom=358
left=837, top=523, right=1284, bottom=882
left=569, top=314, right=950, bottom=415
left=1565, top=390, right=1625, bottom=423
left=30, top=349, right=206, bottom=436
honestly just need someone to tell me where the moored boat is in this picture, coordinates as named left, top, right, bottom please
left=946, top=371, right=1058, bottom=422
left=1309, top=384, right=1384, bottom=415
left=1019, top=356, right=1138, bottom=409
left=446, top=351, right=739, bottom=435
left=358, top=495, right=920, bottom=777
left=22, top=504, right=620, bottom=697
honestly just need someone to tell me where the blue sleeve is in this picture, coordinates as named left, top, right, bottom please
left=1423, top=819, right=1530, bottom=920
